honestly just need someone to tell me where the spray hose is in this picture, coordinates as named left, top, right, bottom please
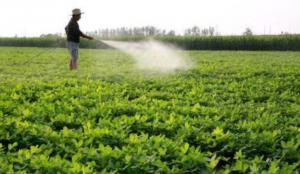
left=12, top=40, right=66, bottom=66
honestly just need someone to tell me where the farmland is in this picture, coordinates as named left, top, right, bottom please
left=1, top=47, right=300, bottom=173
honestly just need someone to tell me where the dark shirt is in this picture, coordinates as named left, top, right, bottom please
left=65, top=18, right=82, bottom=43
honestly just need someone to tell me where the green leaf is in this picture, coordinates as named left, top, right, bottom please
left=191, top=103, right=200, bottom=112
left=135, top=114, right=140, bottom=120
left=77, top=140, right=83, bottom=148
left=210, top=160, right=218, bottom=169
left=234, top=150, right=244, bottom=159
left=22, top=109, right=31, bottom=117
left=25, top=150, right=31, bottom=159
left=30, top=146, right=40, bottom=154
left=212, top=127, right=223, bottom=136
left=11, top=93, right=19, bottom=100
left=207, top=154, right=220, bottom=169
left=250, top=163, right=259, bottom=172
left=73, top=162, right=81, bottom=172
left=89, top=148, right=97, bottom=156
left=185, top=122, right=190, bottom=130
left=86, top=122, right=91, bottom=130
left=158, top=148, right=166, bottom=156
left=129, top=134, right=138, bottom=143
left=8, top=142, right=18, bottom=151
left=181, top=142, right=189, bottom=154
left=125, top=155, right=132, bottom=164
left=235, top=160, right=243, bottom=171
left=269, top=161, right=279, bottom=173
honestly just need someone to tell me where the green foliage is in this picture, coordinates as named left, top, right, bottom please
left=0, top=48, right=300, bottom=173
left=1, top=35, right=300, bottom=50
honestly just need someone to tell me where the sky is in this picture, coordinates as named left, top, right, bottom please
left=1, top=0, right=300, bottom=37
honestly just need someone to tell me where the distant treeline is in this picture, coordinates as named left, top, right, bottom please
left=86, top=26, right=177, bottom=37
left=39, top=26, right=218, bottom=38
left=0, top=35, right=300, bottom=51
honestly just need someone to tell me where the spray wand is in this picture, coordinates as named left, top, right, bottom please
left=12, top=40, right=66, bottom=66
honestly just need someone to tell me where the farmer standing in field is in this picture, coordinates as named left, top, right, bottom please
left=65, top=8, right=94, bottom=70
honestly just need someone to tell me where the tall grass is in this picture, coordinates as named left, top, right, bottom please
left=0, top=35, right=299, bottom=51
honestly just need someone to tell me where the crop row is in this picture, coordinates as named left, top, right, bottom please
left=0, top=48, right=300, bottom=173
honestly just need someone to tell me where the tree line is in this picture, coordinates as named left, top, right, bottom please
left=39, top=26, right=294, bottom=38
left=40, top=26, right=219, bottom=38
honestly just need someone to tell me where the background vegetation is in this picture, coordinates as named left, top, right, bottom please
left=1, top=34, right=300, bottom=51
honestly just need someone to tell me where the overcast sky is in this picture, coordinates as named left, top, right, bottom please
left=1, top=0, right=300, bottom=37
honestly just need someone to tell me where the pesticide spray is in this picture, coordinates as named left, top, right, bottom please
left=15, top=39, right=192, bottom=75
left=100, top=39, right=193, bottom=73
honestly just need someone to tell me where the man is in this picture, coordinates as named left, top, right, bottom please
left=65, top=8, right=94, bottom=70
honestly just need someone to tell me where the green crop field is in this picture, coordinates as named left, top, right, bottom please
left=1, top=47, right=300, bottom=173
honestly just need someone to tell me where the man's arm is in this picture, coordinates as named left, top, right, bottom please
left=65, top=26, right=68, bottom=36
left=80, top=32, right=94, bottom=40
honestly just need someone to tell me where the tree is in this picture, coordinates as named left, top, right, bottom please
left=201, top=29, right=209, bottom=36
left=191, top=26, right=201, bottom=36
left=40, top=33, right=61, bottom=38
left=243, top=28, right=253, bottom=36
left=281, top=31, right=290, bottom=35
left=184, top=26, right=200, bottom=36
left=208, top=27, right=215, bottom=36
left=167, top=30, right=176, bottom=36
left=184, top=29, right=192, bottom=36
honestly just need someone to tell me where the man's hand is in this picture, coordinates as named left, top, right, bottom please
left=80, top=32, right=94, bottom=41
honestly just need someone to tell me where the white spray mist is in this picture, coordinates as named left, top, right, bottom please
left=102, top=39, right=193, bottom=73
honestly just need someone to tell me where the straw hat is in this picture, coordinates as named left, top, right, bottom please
left=71, top=8, right=84, bottom=16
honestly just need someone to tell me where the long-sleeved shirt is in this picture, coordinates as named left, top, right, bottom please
left=65, top=18, right=82, bottom=43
